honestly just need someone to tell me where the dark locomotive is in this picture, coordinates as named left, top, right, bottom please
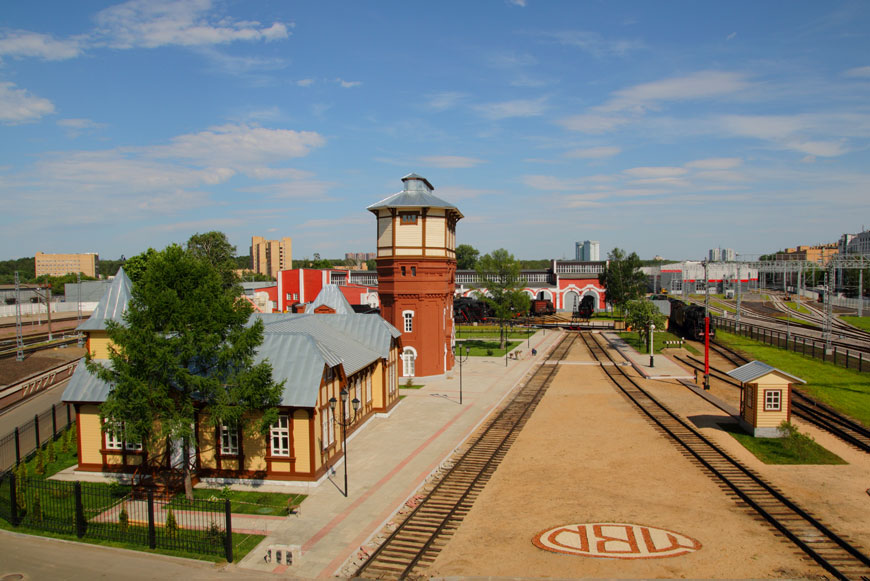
left=530, top=299, right=556, bottom=316
left=574, top=295, right=595, bottom=319
left=668, top=299, right=715, bottom=341
left=453, top=297, right=492, bottom=323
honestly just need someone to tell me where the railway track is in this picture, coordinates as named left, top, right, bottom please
left=354, top=332, right=577, bottom=579
left=581, top=332, right=870, bottom=580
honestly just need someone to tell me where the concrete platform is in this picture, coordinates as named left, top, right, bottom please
left=602, top=331, right=695, bottom=380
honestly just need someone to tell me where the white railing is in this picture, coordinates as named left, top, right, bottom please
left=0, top=302, right=98, bottom=318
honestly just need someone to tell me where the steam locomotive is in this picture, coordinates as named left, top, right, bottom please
left=453, top=297, right=492, bottom=323
left=575, top=295, right=595, bottom=319
left=668, top=299, right=715, bottom=341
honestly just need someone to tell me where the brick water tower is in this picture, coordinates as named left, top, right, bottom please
left=368, top=174, right=463, bottom=378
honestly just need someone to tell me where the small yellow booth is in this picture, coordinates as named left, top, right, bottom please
left=727, top=361, right=805, bottom=437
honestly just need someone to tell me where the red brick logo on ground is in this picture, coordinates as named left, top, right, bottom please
left=533, top=523, right=701, bottom=559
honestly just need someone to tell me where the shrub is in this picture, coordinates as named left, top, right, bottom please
left=31, top=491, right=42, bottom=522
left=15, top=463, right=27, bottom=514
left=220, top=485, right=232, bottom=500
left=61, top=429, right=70, bottom=453
left=486, top=349, right=494, bottom=356
left=206, top=520, right=223, bottom=543
left=165, top=508, right=178, bottom=537
left=47, top=440, right=56, bottom=464
left=779, top=421, right=817, bottom=461
left=404, top=377, right=415, bottom=388
left=34, top=447, right=45, bottom=475
left=118, top=503, right=129, bottom=531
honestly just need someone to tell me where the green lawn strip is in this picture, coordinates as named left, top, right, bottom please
left=399, top=384, right=424, bottom=389
left=720, top=424, right=846, bottom=465
left=0, top=520, right=263, bottom=563
left=770, top=313, right=818, bottom=327
left=456, top=326, right=534, bottom=339
left=711, top=300, right=735, bottom=313
left=170, top=488, right=305, bottom=516
left=841, top=315, right=870, bottom=332
left=785, top=301, right=812, bottom=315
left=715, top=330, right=870, bottom=426
left=617, top=331, right=700, bottom=355
left=456, top=340, right=522, bottom=357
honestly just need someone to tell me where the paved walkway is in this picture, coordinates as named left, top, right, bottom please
left=602, top=331, right=695, bottom=380
left=237, top=329, right=565, bottom=578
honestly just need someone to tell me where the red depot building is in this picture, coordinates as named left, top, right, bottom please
left=368, top=174, right=463, bottom=378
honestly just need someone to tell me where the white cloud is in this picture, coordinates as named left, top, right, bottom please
left=335, top=78, right=361, bottom=88
left=426, top=92, right=465, bottom=112
left=623, top=166, right=688, bottom=179
left=436, top=186, right=495, bottom=201
left=0, top=30, right=84, bottom=60
left=241, top=180, right=335, bottom=199
left=600, top=71, right=751, bottom=113
left=0, top=82, right=55, bottom=124
left=685, top=157, right=742, bottom=170
left=844, top=66, right=870, bottom=78
left=297, top=78, right=315, bottom=87
left=94, top=0, right=290, bottom=49
left=507, top=0, right=526, bottom=6
left=557, top=114, right=630, bottom=134
left=564, top=146, right=621, bottom=159
left=418, top=156, right=485, bottom=169
left=149, top=123, right=326, bottom=169
left=726, top=32, right=737, bottom=41
left=718, top=114, right=864, bottom=157
left=57, top=118, right=107, bottom=137
left=541, top=30, right=643, bottom=57
left=475, top=97, right=547, bottom=120
left=486, top=51, right=537, bottom=69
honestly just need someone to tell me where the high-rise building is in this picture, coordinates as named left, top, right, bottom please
left=250, top=236, right=292, bottom=280
left=35, top=252, right=99, bottom=278
left=575, top=240, right=600, bottom=261
left=708, top=247, right=735, bottom=262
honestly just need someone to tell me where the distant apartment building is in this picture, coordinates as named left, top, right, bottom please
left=345, top=252, right=376, bottom=262
left=35, top=252, right=99, bottom=278
left=575, top=240, right=600, bottom=261
left=250, top=236, right=292, bottom=280
left=708, top=247, right=735, bottom=262
left=775, top=243, right=838, bottom=264
left=841, top=229, right=870, bottom=255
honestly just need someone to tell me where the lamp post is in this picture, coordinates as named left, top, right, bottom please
left=329, top=387, right=360, bottom=497
left=649, top=323, right=656, bottom=368
left=457, top=345, right=470, bottom=405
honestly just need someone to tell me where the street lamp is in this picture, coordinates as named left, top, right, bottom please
left=328, top=387, right=360, bottom=497
left=457, top=345, right=470, bottom=405
left=649, top=323, right=656, bottom=368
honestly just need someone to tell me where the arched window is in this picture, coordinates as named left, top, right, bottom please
left=402, top=347, right=417, bottom=377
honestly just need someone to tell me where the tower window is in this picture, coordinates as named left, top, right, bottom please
left=400, top=212, right=418, bottom=225
left=401, top=266, right=406, bottom=276
left=403, top=310, right=414, bottom=333
left=411, top=266, right=416, bottom=276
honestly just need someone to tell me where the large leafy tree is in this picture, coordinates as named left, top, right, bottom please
left=122, top=248, right=156, bottom=284
left=475, top=248, right=531, bottom=348
left=456, top=244, right=480, bottom=270
left=88, top=244, right=284, bottom=498
left=598, top=248, right=647, bottom=315
left=625, top=299, right=667, bottom=346
left=186, top=231, right=238, bottom=286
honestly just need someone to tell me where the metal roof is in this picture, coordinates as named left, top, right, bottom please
left=64, top=311, right=401, bottom=408
left=304, top=284, right=355, bottom=314
left=726, top=360, right=805, bottom=384
left=367, top=173, right=464, bottom=218
left=78, top=268, right=132, bottom=331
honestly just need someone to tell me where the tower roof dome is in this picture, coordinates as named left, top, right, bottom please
left=367, top=173, right=463, bottom=218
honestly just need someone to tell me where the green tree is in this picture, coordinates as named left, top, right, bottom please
left=186, top=231, right=238, bottom=286
left=474, top=249, right=530, bottom=348
left=365, top=259, right=377, bottom=271
left=624, top=299, right=667, bottom=347
left=598, top=248, right=647, bottom=316
left=455, top=244, right=480, bottom=270
left=123, top=248, right=156, bottom=284
left=35, top=273, right=97, bottom=296
left=87, top=244, right=284, bottom=499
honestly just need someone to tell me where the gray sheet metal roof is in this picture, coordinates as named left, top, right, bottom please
left=64, top=311, right=401, bottom=408
left=78, top=268, right=132, bottom=331
left=726, top=361, right=805, bottom=384
left=367, top=173, right=464, bottom=218
left=305, top=284, right=355, bottom=314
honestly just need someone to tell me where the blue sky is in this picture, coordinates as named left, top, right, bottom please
left=1, top=1, right=869, bottom=263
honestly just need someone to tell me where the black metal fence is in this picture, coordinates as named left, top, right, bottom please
left=0, top=403, right=76, bottom=474
left=0, top=473, right=233, bottom=561
left=715, top=317, right=868, bottom=373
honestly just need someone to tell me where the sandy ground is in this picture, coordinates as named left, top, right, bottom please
left=0, top=345, right=85, bottom=386
left=427, top=338, right=839, bottom=579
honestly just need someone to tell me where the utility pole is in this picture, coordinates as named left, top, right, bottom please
left=77, top=273, right=84, bottom=347
left=15, top=272, right=25, bottom=362
left=859, top=267, right=864, bottom=318
left=735, top=261, right=742, bottom=324
left=703, top=260, right=710, bottom=391
left=823, top=264, right=833, bottom=354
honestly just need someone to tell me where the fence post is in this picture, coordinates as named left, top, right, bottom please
left=34, top=415, right=40, bottom=449
left=14, top=427, right=20, bottom=466
left=9, top=472, right=19, bottom=526
left=147, top=490, right=156, bottom=549
left=224, top=499, right=233, bottom=563
left=74, top=482, right=86, bottom=538
left=51, top=405, right=57, bottom=440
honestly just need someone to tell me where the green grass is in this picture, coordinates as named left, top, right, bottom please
left=455, top=340, right=522, bottom=357
left=842, top=315, right=870, bottom=332
left=399, top=383, right=424, bottom=389
left=456, top=325, right=534, bottom=339
left=618, top=331, right=700, bottom=355
left=715, top=330, right=870, bottom=426
left=169, top=488, right=305, bottom=516
left=711, top=300, right=736, bottom=313
left=785, top=301, right=812, bottom=315
left=721, top=423, right=846, bottom=465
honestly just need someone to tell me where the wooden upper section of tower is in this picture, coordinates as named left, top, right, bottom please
left=368, top=174, right=463, bottom=260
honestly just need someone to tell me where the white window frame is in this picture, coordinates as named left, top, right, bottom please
left=764, top=389, right=782, bottom=412
left=402, top=347, right=417, bottom=377
left=220, top=424, right=239, bottom=456
left=321, top=407, right=335, bottom=450
left=270, top=415, right=290, bottom=457
left=104, top=419, right=142, bottom=451
left=403, top=310, right=414, bottom=333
